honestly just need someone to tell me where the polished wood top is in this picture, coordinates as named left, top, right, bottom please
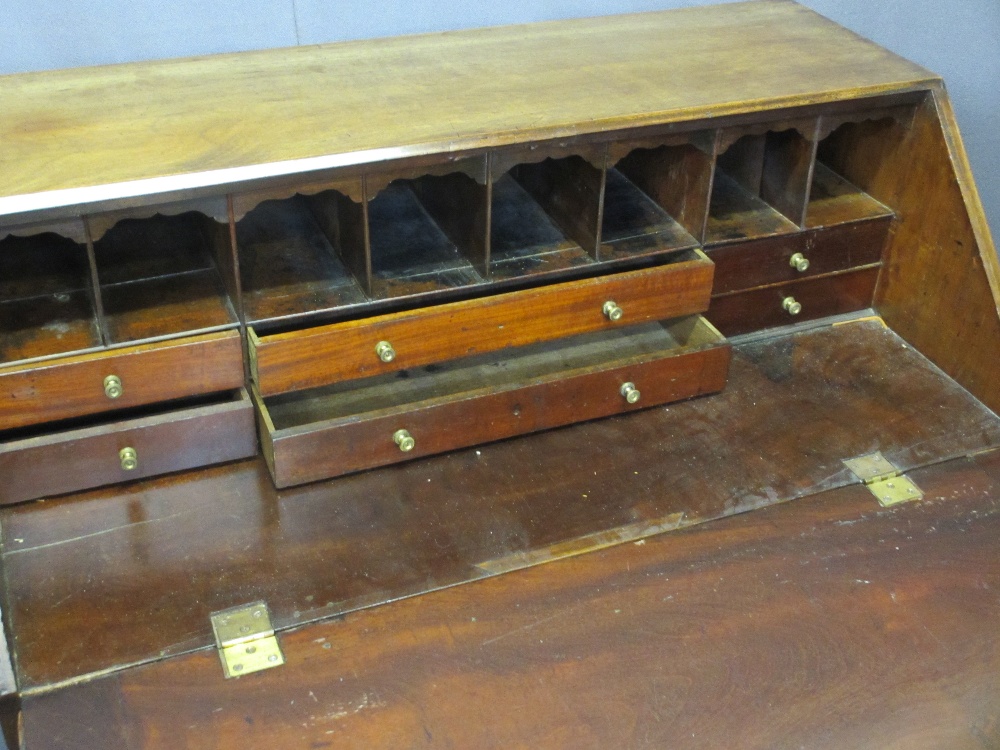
left=0, top=1, right=934, bottom=217
left=18, top=449, right=1000, bottom=748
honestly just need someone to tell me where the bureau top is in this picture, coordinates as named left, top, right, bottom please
left=0, top=0, right=934, bottom=219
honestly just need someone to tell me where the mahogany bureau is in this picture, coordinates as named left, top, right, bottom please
left=0, top=1, right=998, bottom=744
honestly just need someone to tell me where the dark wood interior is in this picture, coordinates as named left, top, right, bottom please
left=15, top=447, right=1000, bottom=749
left=5, top=318, right=1000, bottom=694
left=1, top=6, right=999, bottom=746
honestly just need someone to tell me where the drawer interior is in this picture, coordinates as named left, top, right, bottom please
left=0, top=387, right=247, bottom=443
left=264, top=316, right=724, bottom=431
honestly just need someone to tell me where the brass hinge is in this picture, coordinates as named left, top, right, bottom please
left=210, top=601, right=285, bottom=679
left=843, top=452, right=923, bottom=507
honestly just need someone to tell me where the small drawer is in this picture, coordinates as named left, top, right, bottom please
left=0, top=330, right=245, bottom=431
left=706, top=217, right=890, bottom=295
left=706, top=266, right=880, bottom=337
left=255, top=316, right=731, bottom=487
left=0, top=389, right=257, bottom=505
left=249, top=250, right=715, bottom=395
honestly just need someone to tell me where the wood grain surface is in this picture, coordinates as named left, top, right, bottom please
left=16, top=449, right=1000, bottom=749
left=706, top=265, right=880, bottom=336
left=259, top=319, right=730, bottom=486
left=6, top=318, right=1000, bottom=692
left=0, top=330, right=245, bottom=431
left=706, top=218, right=888, bottom=295
left=0, top=1, right=935, bottom=216
left=861, top=89, right=1000, bottom=415
left=250, top=254, right=714, bottom=395
left=0, top=390, right=256, bottom=505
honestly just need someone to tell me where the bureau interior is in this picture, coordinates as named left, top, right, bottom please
left=0, top=229, right=101, bottom=364
left=236, top=191, right=368, bottom=326
left=1, top=210, right=240, bottom=370
left=368, top=172, right=485, bottom=298
left=606, top=138, right=710, bottom=262
left=490, top=155, right=598, bottom=279
left=707, top=126, right=811, bottom=244
left=90, top=211, right=239, bottom=344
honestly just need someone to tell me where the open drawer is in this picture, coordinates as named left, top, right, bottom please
left=248, top=249, right=715, bottom=395
left=0, top=388, right=257, bottom=505
left=0, top=330, right=245, bottom=431
left=254, top=315, right=731, bottom=487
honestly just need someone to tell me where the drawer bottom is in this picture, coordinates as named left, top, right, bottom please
left=0, top=389, right=257, bottom=505
left=256, top=316, right=731, bottom=487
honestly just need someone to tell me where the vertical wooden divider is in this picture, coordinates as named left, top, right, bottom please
left=360, top=174, right=374, bottom=296
left=614, top=132, right=716, bottom=244
left=224, top=196, right=246, bottom=328
left=306, top=186, right=372, bottom=298
left=409, top=157, right=491, bottom=278
left=761, top=119, right=820, bottom=227
left=225, top=195, right=253, bottom=383
left=717, top=132, right=767, bottom=195
left=483, top=154, right=494, bottom=279
left=594, top=145, right=608, bottom=261
left=510, top=151, right=604, bottom=260
left=82, top=217, right=110, bottom=347
left=700, top=129, right=723, bottom=245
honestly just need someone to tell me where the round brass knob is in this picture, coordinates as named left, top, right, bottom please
left=119, top=447, right=138, bottom=471
left=393, top=429, right=415, bottom=452
left=375, top=341, right=396, bottom=363
left=104, top=375, right=123, bottom=399
left=782, top=296, right=803, bottom=316
left=603, top=300, right=623, bottom=322
left=789, top=253, right=810, bottom=273
left=620, top=382, right=641, bottom=404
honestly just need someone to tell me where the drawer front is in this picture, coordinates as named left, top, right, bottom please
left=706, top=266, right=880, bottom=337
left=0, top=330, right=245, bottom=431
left=0, top=389, right=257, bottom=505
left=250, top=254, right=714, bottom=395
left=706, top=218, right=889, bottom=295
left=258, top=325, right=731, bottom=487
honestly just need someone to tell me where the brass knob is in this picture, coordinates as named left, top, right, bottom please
left=603, top=300, right=623, bottom=322
left=789, top=253, right=810, bottom=273
left=375, top=341, right=396, bottom=363
left=104, top=375, right=123, bottom=399
left=393, top=429, right=415, bottom=452
left=782, top=296, right=803, bottom=316
left=620, top=382, right=641, bottom=404
left=119, top=447, right=138, bottom=471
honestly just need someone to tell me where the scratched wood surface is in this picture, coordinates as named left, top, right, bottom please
left=15, top=448, right=1000, bottom=749
left=857, top=89, right=1000, bottom=416
left=4, top=318, right=1000, bottom=691
left=0, top=1, right=936, bottom=213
